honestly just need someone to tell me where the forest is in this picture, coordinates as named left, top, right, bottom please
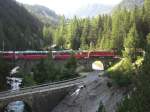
left=45, top=0, right=150, bottom=111
left=0, top=0, right=44, bottom=50
left=44, top=0, right=148, bottom=54
left=0, top=0, right=150, bottom=111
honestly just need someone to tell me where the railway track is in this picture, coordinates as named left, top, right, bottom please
left=0, top=76, right=85, bottom=100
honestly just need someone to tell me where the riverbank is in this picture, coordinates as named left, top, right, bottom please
left=52, top=71, right=126, bottom=112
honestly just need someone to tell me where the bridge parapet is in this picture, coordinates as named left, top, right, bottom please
left=0, top=77, right=84, bottom=112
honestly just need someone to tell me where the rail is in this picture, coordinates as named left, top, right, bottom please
left=0, top=76, right=85, bottom=100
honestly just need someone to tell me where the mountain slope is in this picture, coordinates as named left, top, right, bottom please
left=117, top=0, right=144, bottom=9
left=0, top=0, right=44, bottom=50
left=68, top=4, right=113, bottom=18
left=24, top=5, right=60, bottom=25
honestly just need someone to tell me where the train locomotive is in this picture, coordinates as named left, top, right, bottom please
left=0, top=50, right=116, bottom=60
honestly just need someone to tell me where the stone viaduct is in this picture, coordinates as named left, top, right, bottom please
left=0, top=78, right=83, bottom=112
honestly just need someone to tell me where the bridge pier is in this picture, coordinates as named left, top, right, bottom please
left=0, top=86, right=74, bottom=112
left=32, top=87, right=73, bottom=112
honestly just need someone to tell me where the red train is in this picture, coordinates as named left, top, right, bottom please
left=0, top=51, right=48, bottom=60
left=0, top=50, right=116, bottom=60
left=51, top=50, right=115, bottom=60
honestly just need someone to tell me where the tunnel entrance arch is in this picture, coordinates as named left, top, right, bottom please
left=92, top=61, right=104, bottom=71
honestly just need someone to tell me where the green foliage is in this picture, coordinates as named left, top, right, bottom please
left=52, top=55, right=78, bottom=80
left=69, top=17, right=82, bottom=50
left=0, top=0, right=44, bottom=50
left=0, top=58, right=11, bottom=91
left=54, top=16, right=67, bottom=49
left=32, top=58, right=57, bottom=83
left=0, top=0, right=147, bottom=52
left=54, top=15, right=114, bottom=50
left=52, top=6, right=143, bottom=52
left=144, top=0, right=150, bottom=26
left=108, top=58, right=133, bottom=87
left=117, top=33, right=150, bottom=112
left=64, top=56, right=77, bottom=78
left=123, top=24, right=139, bottom=60
left=32, top=55, right=78, bottom=84
left=111, top=9, right=131, bottom=53
left=43, top=26, right=54, bottom=46
left=22, top=74, right=36, bottom=87
left=124, top=24, right=139, bottom=49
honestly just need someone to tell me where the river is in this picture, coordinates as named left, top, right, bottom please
left=4, top=67, right=31, bottom=112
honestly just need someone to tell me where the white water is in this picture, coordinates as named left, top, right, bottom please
left=71, top=85, right=84, bottom=96
left=6, top=101, right=24, bottom=112
left=5, top=66, right=26, bottom=112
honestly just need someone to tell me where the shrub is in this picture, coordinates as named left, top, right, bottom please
left=22, top=74, right=36, bottom=87
left=108, top=58, right=133, bottom=87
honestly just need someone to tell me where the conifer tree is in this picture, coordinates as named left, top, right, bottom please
left=0, top=58, right=11, bottom=91
left=144, top=0, right=150, bottom=34
left=55, top=16, right=66, bottom=49
left=81, top=18, right=91, bottom=49
left=117, top=33, right=150, bottom=112
left=123, top=24, right=139, bottom=60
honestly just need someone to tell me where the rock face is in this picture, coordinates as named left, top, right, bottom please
left=73, top=4, right=113, bottom=18
left=23, top=4, right=60, bottom=25
left=117, top=0, right=144, bottom=9
left=52, top=72, right=125, bottom=112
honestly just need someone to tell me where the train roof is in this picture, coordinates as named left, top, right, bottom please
left=0, top=51, right=14, bottom=53
left=0, top=51, right=49, bottom=54
left=15, top=51, right=49, bottom=54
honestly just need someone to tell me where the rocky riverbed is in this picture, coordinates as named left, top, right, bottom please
left=52, top=71, right=125, bottom=112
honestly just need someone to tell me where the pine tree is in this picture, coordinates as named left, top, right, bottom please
left=123, top=24, right=139, bottom=60
left=80, top=18, right=91, bottom=49
left=0, top=21, right=6, bottom=50
left=112, top=9, right=131, bottom=53
left=69, top=16, right=81, bottom=50
left=43, top=26, right=54, bottom=46
left=144, top=0, right=150, bottom=34
left=117, top=33, right=150, bottom=112
left=54, top=16, right=67, bottom=49
left=95, top=15, right=104, bottom=48
left=0, top=58, right=11, bottom=91
left=100, top=15, right=112, bottom=49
